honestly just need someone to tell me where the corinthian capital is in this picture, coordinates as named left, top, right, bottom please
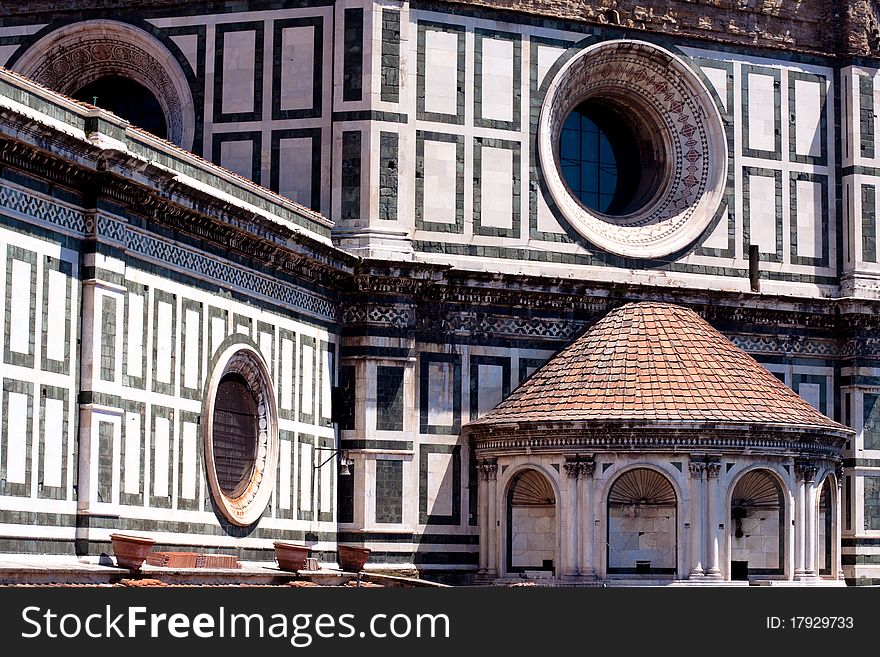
left=705, top=461, right=721, bottom=479
left=578, top=459, right=596, bottom=478
left=795, top=459, right=818, bottom=483
left=478, top=459, right=498, bottom=481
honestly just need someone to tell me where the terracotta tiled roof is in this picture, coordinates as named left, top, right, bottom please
left=468, top=302, right=847, bottom=431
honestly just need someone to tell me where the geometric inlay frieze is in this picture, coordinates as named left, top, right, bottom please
left=0, top=183, right=86, bottom=234
left=126, top=229, right=338, bottom=320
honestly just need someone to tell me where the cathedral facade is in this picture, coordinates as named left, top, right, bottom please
left=0, top=0, right=878, bottom=585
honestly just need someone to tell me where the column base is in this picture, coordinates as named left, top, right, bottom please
left=704, top=569, right=723, bottom=580
left=473, top=571, right=498, bottom=585
left=688, top=569, right=705, bottom=580
left=577, top=569, right=598, bottom=580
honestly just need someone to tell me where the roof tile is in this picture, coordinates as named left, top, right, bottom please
left=467, top=302, right=847, bottom=431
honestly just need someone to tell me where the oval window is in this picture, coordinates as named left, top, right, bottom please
left=203, top=345, right=278, bottom=527
left=212, top=373, right=259, bottom=499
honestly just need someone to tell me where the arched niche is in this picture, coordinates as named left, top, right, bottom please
left=606, top=467, right=677, bottom=576
left=729, top=469, right=785, bottom=580
left=506, top=468, right=557, bottom=575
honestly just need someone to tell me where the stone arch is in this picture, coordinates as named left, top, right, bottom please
left=11, top=20, right=195, bottom=148
left=816, top=472, right=838, bottom=578
left=504, top=466, right=558, bottom=576
left=727, top=467, right=787, bottom=580
left=498, top=461, right=562, bottom=516
left=605, top=466, right=678, bottom=577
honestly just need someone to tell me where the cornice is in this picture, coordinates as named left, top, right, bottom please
left=468, top=423, right=849, bottom=459
left=0, top=129, right=354, bottom=288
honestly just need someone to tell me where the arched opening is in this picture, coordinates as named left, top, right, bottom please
left=11, top=20, right=195, bottom=148
left=559, top=99, right=662, bottom=216
left=818, top=477, right=834, bottom=577
left=212, top=372, right=260, bottom=499
left=730, top=469, right=784, bottom=580
left=74, top=76, right=168, bottom=139
left=607, top=468, right=677, bottom=576
left=506, top=469, right=556, bottom=576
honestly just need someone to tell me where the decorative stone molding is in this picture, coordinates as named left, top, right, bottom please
left=795, top=459, right=820, bottom=483
left=342, top=304, right=415, bottom=328
left=705, top=461, right=722, bottom=479
left=688, top=461, right=706, bottom=479
left=12, top=20, right=195, bottom=149
left=425, top=0, right=839, bottom=56
left=469, top=427, right=848, bottom=459
left=202, top=344, right=279, bottom=527
left=564, top=455, right=595, bottom=479
left=537, top=40, right=727, bottom=258
left=352, top=273, right=438, bottom=296
left=478, top=460, right=498, bottom=481
left=577, top=459, right=596, bottom=479
left=420, top=312, right=586, bottom=341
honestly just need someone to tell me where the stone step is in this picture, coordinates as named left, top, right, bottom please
left=145, top=552, right=241, bottom=569
left=750, top=578, right=846, bottom=587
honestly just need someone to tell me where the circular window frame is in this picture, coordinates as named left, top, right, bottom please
left=11, top=20, right=196, bottom=149
left=538, top=40, right=727, bottom=259
left=203, top=344, right=278, bottom=527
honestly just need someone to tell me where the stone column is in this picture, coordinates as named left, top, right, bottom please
left=803, top=463, right=819, bottom=577
left=578, top=459, right=596, bottom=578
left=688, top=461, right=706, bottom=579
left=705, top=460, right=723, bottom=579
left=477, top=460, right=490, bottom=573
left=794, top=462, right=806, bottom=577
left=562, top=458, right=580, bottom=578
left=485, top=461, right=498, bottom=576
left=836, top=464, right=845, bottom=581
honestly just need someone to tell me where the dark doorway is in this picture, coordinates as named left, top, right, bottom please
left=74, top=76, right=168, bottom=139
left=731, top=560, right=749, bottom=581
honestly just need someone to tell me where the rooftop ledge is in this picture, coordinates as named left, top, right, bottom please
left=0, top=66, right=334, bottom=246
left=0, top=554, right=448, bottom=587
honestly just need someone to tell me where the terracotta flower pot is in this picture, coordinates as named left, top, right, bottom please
left=337, top=544, right=371, bottom=572
left=274, top=541, right=310, bottom=571
left=110, top=533, right=156, bottom=570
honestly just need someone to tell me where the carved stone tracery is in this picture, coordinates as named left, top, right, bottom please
left=13, top=20, right=195, bottom=148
